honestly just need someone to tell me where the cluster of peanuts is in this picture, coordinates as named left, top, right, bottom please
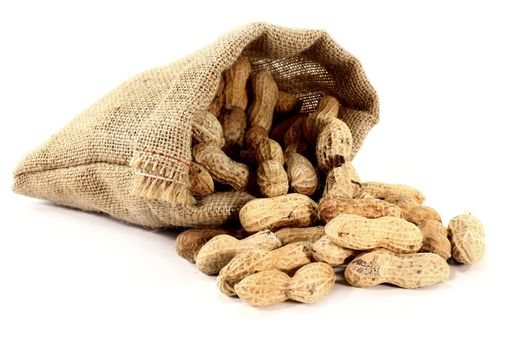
left=178, top=56, right=485, bottom=307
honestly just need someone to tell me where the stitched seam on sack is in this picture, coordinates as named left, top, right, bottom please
left=139, top=149, right=191, bottom=168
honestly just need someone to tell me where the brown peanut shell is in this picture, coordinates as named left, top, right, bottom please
left=244, top=126, right=268, bottom=149
left=239, top=193, right=318, bottom=232
left=192, top=111, right=225, bottom=148
left=285, top=151, right=318, bottom=196
left=221, top=107, right=247, bottom=154
left=256, top=159, right=289, bottom=198
left=224, top=56, right=251, bottom=110
left=176, top=227, right=237, bottom=262
left=419, top=220, right=451, bottom=260
left=322, top=162, right=360, bottom=198
left=325, top=214, right=422, bottom=253
left=188, top=162, right=214, bottom=197
left=234, top=262, right=335, bottom=306
left=270, top=113, right=306, bottom=143
left=361, top=182, right=426, bottom=205
left=193, top=143, right=249, bottom=191
left=318, top=196, right=403, bottom=223
left=275, top=91, right=302, bottom=114
left=274, top=226, right=325, bottom=245
left=311, top=235, right=354, bottom=266
left=316, top=118, right=353, bottom=173
left=248, top=70, right=279, bottom=132
left=255, top=138, right=285, bottom=165
left=448, top=214, right=485, bottom=264
left=195, top=230, right=282, bottom=275
left=406, top=206, right=442, bottom=226
left=303, top=95, right=340, bottom=144
left=344, top=249, right=450, bottom=288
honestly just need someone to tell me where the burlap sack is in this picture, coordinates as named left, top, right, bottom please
left=13, top=22, right=379, bottom=228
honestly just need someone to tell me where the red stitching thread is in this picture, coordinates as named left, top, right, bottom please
left=141, top=149, right=191, bottom=168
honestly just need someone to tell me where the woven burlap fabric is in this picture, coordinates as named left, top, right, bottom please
left=13, top=22, right=379, bottom=228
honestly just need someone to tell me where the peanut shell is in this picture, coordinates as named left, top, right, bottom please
left=256, top=159, right=289, bottom=198
left=234, top=262, right=335, bottom=306
left=193, top=143, right=249, bottom=191
left=274, top=226, right=325, bottom=245
left=248, top=70, right=279, bottom=132
left=318, top=196, right=403, bottom=223
left=344, top=249, right=450, bottom=288
left=224, top=56, right=251, bottom=110
left=316, top=118, right=353, bottom=173
left=188, top=162, right=214, bottom=197
left=448, top=214, right=485, bottom=264
left=239, top=194, right=318, bottom=232
left=195, top=230, right=282, bottom=275
left=325, top=214, right=423, bottom=253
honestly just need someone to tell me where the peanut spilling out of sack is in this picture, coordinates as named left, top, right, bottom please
left=176, top=55, right=485, bottom=307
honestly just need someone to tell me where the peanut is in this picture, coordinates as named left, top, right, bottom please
left=303, top=95, right=339, bottom=144
left=274, top=226, right=325, bottom=245
left=344, top=249, right=450, bottom=288
left=325, top=214, right=423, bottom=253
left=255, top=138, right=285, bottom=165
left=283, top=116, right=309, bottom=157
left=280, top=115, right=317, bottom=195
left=318, top=196, right=403, bottom=223
left=234, top=262, right=335, bottom=306
left=284, top=151, right=318, bottom=196
left=247, top=112, right=289, bottom=197
left=270, top=242, right=313, bottom=271
left=381, top=194, right=419, bottom=218
left=256, top=159, right=289, bottom=197
left=192, top=111, right=225, bottom=148
left=316, top=118, right=353, bottom=173
left=419, top=220, right=451, bottom=260
left=322, top=162, right=360, bottom=198
left=248, top=70, right=279, bottom=132
left=221, top=107, right=247, bottom=156
left=244, top=126, right=268, bottom=150
left=176, top=228, right=242, bottom=262
left=270, top=113, right=306, bottom=143
left=207, top=75, right=225, bottom=117
left=193, top=143, right=249, bottom=191
left=188, top=162, right=214, bottom=197
left=353, top=190, right=376, bottom=200
left=406, top=206, right=441, bottom=226
left=311, top=235, right=354, bottom=266
left=218, top=249, right=273, bottom=296
left=448, top=214, right=485, bottom=264
left=195, top=230, right=282, bottom=275
left=275, top=91, right=302, bottom=114
left=224, top=56, right=251, bottom=110
left=239, top=193, right=318, bottom=232
left=217, top=242, right=313, bottom=296
left=361, top=182, right=426, bottom=205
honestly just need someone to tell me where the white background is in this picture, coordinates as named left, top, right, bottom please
left=1, top=1, right=524, bottom=349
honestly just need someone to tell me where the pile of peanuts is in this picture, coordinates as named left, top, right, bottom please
left=177, top=56, right=485, bottom=307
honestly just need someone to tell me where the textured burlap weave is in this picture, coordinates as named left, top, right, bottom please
left=13, top=22, right=379, bottom=228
